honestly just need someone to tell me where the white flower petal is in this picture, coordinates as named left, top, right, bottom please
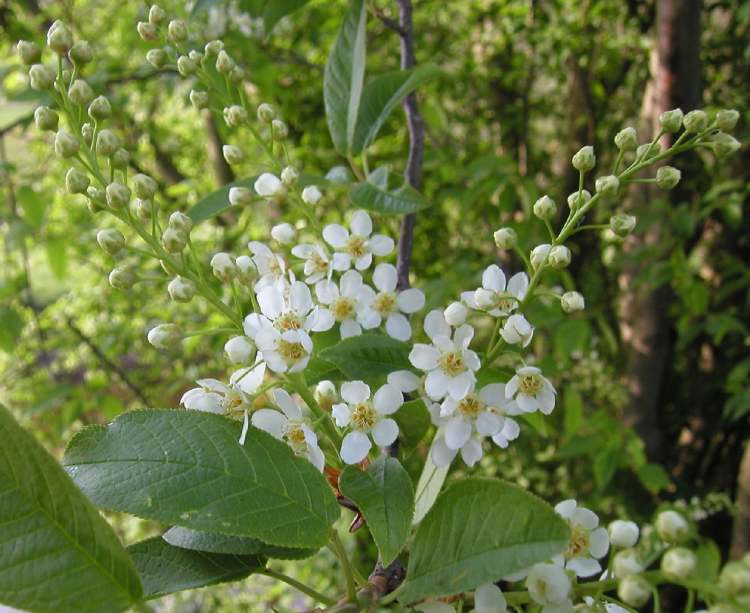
left=340, top=269, right=363, bottom=296
left=239, top=410, right=250, bottom=445
left=425, top=369, right=451, bottom=400
left=430, top=435, right=457, bottom=467
left=554, top=499, right=577, bottom=520
left=473, top=583, right=507, bottom=613
left=340, top=431, right=372, bottom=464
left=507, top=272, right=529, bottom=299
left=355, top=253, right=373, bottom=270
left=332, top=402, right=351, bottom=427
left=385, top=312, right=412, bottom=340
left=454, top=324, right=475, bottom=349
left=315, top=279, right=338, bottom=304
left=573, top=507, right=599, bottom=530
left=589, top=527, right=610, bottom=559
left=460, top=438, right=483, bottom=466
left=445, top=416, right=472, bottom=450
left=372, top=418, right=399, bottom=446
left=350, top=210, right=372, bottom=237
left=476, top=411, right=503, bottom=436
left=273, top=389, right=302, bottom=420
left=367, top=234, right=394, bottom=256
left=397, top=288, right=425, bottom=313
left=409, top=344, right=440, bottom=371
left=387, top=370, right=421, bottom=393
left=341, top=381, right=371, bottom=404
left=424, top=309, right=451, bottom=339
left=373, top=263, right=397, bottom=293
left=251, top=409, right=287, bottom=439
left=373, top=384, right=403, bottom=415
left=307, top=444, right=325, bottom=472
left=567, top=556, right=601, bottom=578
left=323, top=224, right=349, bottom=248
left=289, top=281, right=312, bottom=315
left=482, top=264, right=507, bottom=292
left=517, top=393, right=539, bottom=413
left=340, top=318, right=362, bottom=338
left=447, top=371, right=475, bottom=400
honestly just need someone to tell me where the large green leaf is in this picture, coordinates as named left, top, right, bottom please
left=63, top=410, right=340, bottom=548
left=349, top=176, right=429, bottom=215
left=262, top=0, right=311, bottom=33
left=324, top=0, right=367, bottom=154
left=0, top=404, right=142, bottom=613
left=128, top=537, right=264, bottom=599
left=393, top=399, right=430, bottom=448
left=397, top=478, right=570, bottom=604
left=339, top=457, right=414, bottom=565
left=163, top=526, right=316, bottom=560
left=318, top=334, right=413, bottom=380
left=187, top=177, right=255, bottom=224
left=351, top=65, right=440, bottom=154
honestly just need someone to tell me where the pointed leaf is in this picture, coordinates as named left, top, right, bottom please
left=339, top=457, right=414, bottom=565
left=393, top=399, right=430, bottom=448
left=351, top=65, right=440, bottom=154
left=0, top=404, right=142, bottom=613
left=63, top=410, right=339, bottom=548
left=318, top=334, right=413, bottom=380
left=263, top=0, right=311, bottom=33
left=128, top=537, right=264, bottom=599
left=398, top=478, right=570, bottom=604
left=349, top=178, right=429, bottom=215
left=187, top=177, right=256, bottom=224
left=324, top=0, right=367, bottom=154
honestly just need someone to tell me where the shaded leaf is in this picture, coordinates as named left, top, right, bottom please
left=349, top=177, right=429, bottom=216
left=0, top=307, right=24, bottom=353
left=17, top=185, right=46, bottom=228
left=393, top=399, right=430, bottom=448
left=187, top=177, right=255, bottom=224
left=318, top=334, right=413, bottom=380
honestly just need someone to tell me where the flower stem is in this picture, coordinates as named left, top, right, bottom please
left=259, top=568, right=336, bottom=607
left=328, top=531, right=357, bottom=602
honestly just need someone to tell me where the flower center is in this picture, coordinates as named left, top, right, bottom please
left=222, top=390, right=246, bottom=414
left=457, top=394, right=484, bottom=419
left=283, top=422, right=308, bottom=454
left=278, top=339, right=305, bottom=362
left=496, top=294, right=517, bottom=312
left=439, top=351, right=465, bottom=376
left=346, top=235, right=367, bottom=259
left=310, top=251, right=329, bottom=273
left=373, top=292, right=397, bottom=315
left=275, top=312, right=303, bottom=331
left=565, top=524, right=590, bottom=559
left=331, top=297, right=355, bottom=321
left=268, top=256, right=283, bottom=277
left=351, top=402, right=378, bottom=431
left=519, top=374, right=542, bottom=396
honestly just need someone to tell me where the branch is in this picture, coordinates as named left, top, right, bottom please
left=369, top=2, right=405, bottom=36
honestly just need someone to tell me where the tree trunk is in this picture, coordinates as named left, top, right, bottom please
left=731, top=442, right=750, bottom=558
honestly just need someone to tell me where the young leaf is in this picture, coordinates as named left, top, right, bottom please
left=0, top=403, right=143, bottom=613
left=63, top=409, right=340, bottom=548
left=128, top=537, right=264, bottom=599
left=398, top=478, right=570, bottom=604
left=351, top=65, right=440, bottom=154
left=339, top=456, right=414, bottom=565
left=393, top=399, right=430, bottom=448
left=163, top=526, right=317, bottom=560
left=412, top=441, right=449, bottom=525
left=262, top=0, right=311, bottom=33
left=324, top=0, right=367, bottom=154
left=349, top=177, right=429, bottom=216
left=318, top=334, right=413, bottom=380
left=187, top=177, right=256, bottom=224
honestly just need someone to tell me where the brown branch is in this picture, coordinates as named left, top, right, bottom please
left=369, top=2, right=405, bottom=36
left=204, top=112, right=235, bottom=186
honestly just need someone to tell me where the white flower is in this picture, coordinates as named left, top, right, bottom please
left=301, top=185, right=322, bottom=204
left=612, top=549, right=644, bottom=578
left=430, top=433, right=483, bottom=468
left=271, top=222, right=295, bottom=244
left=661, top=547, right=696, bottom=579
left=470, top=584, right=507, bottom=613
left=332, top=381, right=403, bottom=464
left=322, top=209, right=394, bottom=271
left=224, top=335, right=255, bottom=364
left=358, top=263, right=425, bottom=340
left=654, top=510, right=689, bottom=543
left=254, top=172, right=283, bottom=197
left=147, top=323, right=180, bottom=348
left=409, top=310, right=480, bottom=401
left=463, top=265, right=528, bottom=317
left=387, top=370, right=422, bottom=394
left=608, top=520, right=639, bottom=549
left=248, top=241, right=287, bottom=291
left=255, top=326, right=313, bottom=374
left=210, top=252, right=238, bottom=282
left=530, top=244, right=552, bottom=270
left=314, top=380, right=338, bottom=412
left=291, top=243, right=334, bottom=285
left=180, top=363, right=266, bottom=414
left=500, top=313, right=534, bottom=347
left=444, top=301, right=468, bottom=326
left=251, top=389, right=325, bottom=471
left=229, top=186, right=253, bottom=205
left=315, top=270, right=375, bottom=338
left=505, top=366, right=556, bottom=414
left=526, top=563, right=572, bottom=612
left=554, top=499, right=610, bottom=578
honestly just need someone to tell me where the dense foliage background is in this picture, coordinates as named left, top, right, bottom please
left=1, top=0, right=748, bottom=610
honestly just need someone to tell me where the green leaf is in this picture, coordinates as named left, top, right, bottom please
left=563, top=387, right=584, bottom=436
left=17, top=185, right=46, bottom=228
left=262, top=0, right=311, bottom=33
left=593, top=444, right=621, bottom=489
left=393, top=399, right=430, bottom=447
left=0, top=403, right=142, bottom=612
left=351, top=65, right=440, bottom=154
left=63, top=409, right=340, bottom=548
left=304, top=357, right=345, bottom=385
left=637, top=462, right=671, bottom=494
left=398, top=478, right=569, bottom=604
left=349, top=176, right=429, bottom=216
left=187, top=177, right=255, bottom=224
left=339, top=457, right=414, bottom=565
left=163, top=526, right=316, bottom=560
left=0, top=307, right=24, bottom=352
left=46, top=235, right=68, bottom=279
left=694, top=539, right=721, bottom=582
left=412, top=440, right=449, bottom=525
left=318, top=334, right=413, bottom=380
left=324, top=0, right=367, bottom=154
left=128, top=537, right=264, bottom=599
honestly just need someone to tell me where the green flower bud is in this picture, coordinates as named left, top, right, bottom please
left=222, top=145, right=244, bottom=165
left=86, top=186, right=105, bottom=203
left=614, top=127, right=638, bottom=151
left=493, top=227, right=517, bottom=249
left=636, top=142, right=661, bottom=161
left=530, top=244, right=551, bottom=269
left=132, top=173, right=158, bottom=199
left=111, top=148, right=130, bottom=169
left=533, top=195, right=556, bottom=220
left=137, top=21, right=157, bottom=41
left=88, top=95, right=112, bottom=120
left=223, top=105, right=247, bottom=127
left=595, top=174, right=619, bottom=196
left=613, top=549, right=644, bottom=578
left=659, top=108, right=683, bottom=133
left=211, top=252, right=238, bottom=282
left=47, top=20, right=73, bottom=54
left=81, top=124, right=94, bottom=148
left=204, top=40, right=223, bottom=55
left=712, top=132, right=741, bottom=158
left=215, top=50, right=234, bottom=74
left=65, top=167, right=90, bottom=194
left=161, top=227, right=187, bottom=253
left=149, top=4, right=167, bottom=25
left=229, top=187, right=253, bottom=205
left=34, top=106, right=58, bottom=131
left=561, top=291, right=585, bottom=313
left=661, top=547, right=696, bottom=579
left=656, top=165, right=681, bottom=189
left=549, top=245, right=571, bottom=268
left=617, top=576, right=651, bottom=608
left=167, top=276, right=196, bottom=302
left=683, top=109, right=708, bottom=133
left=716, top=109, right=740, bottom=132
left=567, top=189, right=591, bottom=210
left=257, top=103, right=275, bottom=123
left=167, top=19, right=187, bottom=42
left=17, top=40, right=41, bottom=65
left=610, top=213, right=636, bottom=237
left=189, top=89, right=209, bottom=109
left=236, top=255, right=257, bottom=286
left=135, top=198, right=158, bottom=220
left=272, top=119, right=288, bottom=139
left=96, top=129, right=120, bottom=157
left=718, top=561, right=750, bottom=596
left=108, top=266, right=136, bottom=289
left=68, top=79, right=95, bottom=106
left=572, top=145, right=596, bottom=172
left=280, top=166, right=298, bottom=185
left=655, top=509, right=689, bottom=543
left=168, top=211, right=192, bottom=233
left=177, top=55, right=198, bottom=76
left=229, top=66, right=245, bottom=83
left=147, top=323, right=181, bottom=349
left=146, top=48, right=167, bottom=69
left=188, top=49, right=202, bottom=63
left=96, top=228, right=126, bottom=255
left=28, top=63, right=56, bottom=90
left=69, top=40, right=93, bottom=65
left=54, top=130, right=80, bottom=158
left=106, top=182, right=131, bottom=208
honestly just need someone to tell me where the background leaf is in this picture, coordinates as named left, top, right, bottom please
left=0, top=404, right=142, bottom=613
left=393, top=399, right=430, bottom=448
left=349, top=177, right=429, bottom=216
left=318, top=334, right=413, bottom=380
left=63, top=409, right=340, bottom=548
left=187, top=177, right=255, bottom=224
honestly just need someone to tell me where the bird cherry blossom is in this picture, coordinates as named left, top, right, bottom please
left=525, top=562, right=573, bottom=612
left=463, top=264, right=528, bottom=317
left=315, top=270, right=376, bottom=338
left=250, top=389, right=325, bottom=471
left=554, top=499, right=610, bottom=578
left=180, top=363, right=266, bottom=414
left=322, top=209, right=394, bottom=271
left=505, top=365, right=556, bottom=414
left=332, top=381, right=403, bottom=464
left=409, top=310, right=480, bottom=401
left=359, top=263, right=425, bottom=340
left=500, top=313, right=534, bottom=347
left=291, top=243, right=334, bottom=285
left=254, top=325, right=313, bottom=374
left=248, top=241, right=287, bottom=291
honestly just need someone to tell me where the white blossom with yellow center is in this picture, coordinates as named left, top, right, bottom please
left=248, top=240, right=287, bottom=292
left=315, top=270, right=376, bottom=339
left=554, top=499, right=610, bottom=578
left=254, top=322, right=313, bottom=374
left=505, top=365, right=556, bottom=414
left=331, top=381, right=403, bottom=464
left=322, top=209, right=394, bottom=271
left=180, top=363, right=266, bottom=415
left=291, top=243, right=334, bottom=285
left=462, top=264, right=528, bottom=318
